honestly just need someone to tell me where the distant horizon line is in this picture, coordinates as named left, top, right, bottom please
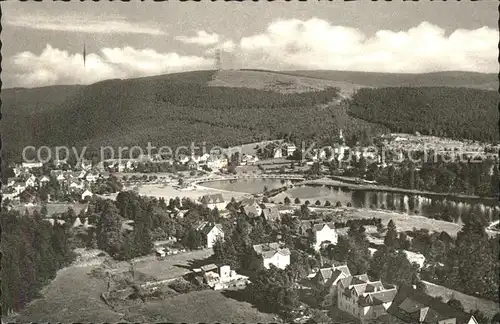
left=4, top=68, right=497, bottom=90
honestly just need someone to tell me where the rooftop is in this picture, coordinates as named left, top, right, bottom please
left=387, top=284, right=475, bottom=324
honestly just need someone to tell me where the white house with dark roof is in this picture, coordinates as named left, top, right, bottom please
left=81, top=189, right=94, bottom=201
left=252, top=242, right=291, bottom=270
left=196, top=222, right=224, bottom=248
left=337, top=274, right=398, bottom=323
left=312, top=222, right=338, bottom=251
left=39, top=175, right=50, bottom=185
left=25, top=174, right=37, bottom=188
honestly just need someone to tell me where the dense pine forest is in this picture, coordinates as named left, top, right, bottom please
left=348, top=87, right=499, bottom=142
left=1, top=208, right=75, bottom=314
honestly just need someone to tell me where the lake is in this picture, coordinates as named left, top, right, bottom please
left=201, top=178, right=500, bottom=224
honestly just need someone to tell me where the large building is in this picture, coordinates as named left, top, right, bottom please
left=337, top=274, right=398, bottom=323
left=313, top=264, right=351, bottom=295
left=252, top=242, right=291, bottom=270
left=386, top=284, right=478, bottom=324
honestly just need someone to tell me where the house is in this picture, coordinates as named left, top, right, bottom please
left=85, top=171, right=100, bottom=183
left=186, top=158, right=198, bottom=170
left=39, top=175, right=50, bottom=185
left=337, top=274, right=398, bottom=323
left=206, top=155, right=228, bottom=170
left=199, top=194, right=226, bottom=210
left=285, top=144, right=297, bottom=157
left=121, top=220, right=134, bottom=233
left=196, top=153, right=211, bottom=165
left=196, top=222, right=224, bottom=248
left=7, top=178, right=16, bottom=187
left=215, top=265, right=250, bottom=290
left=240, top=198, right=262, bottom=218
left=242, top=154, right=259, bottom=165
left=25, top=175, right=37, bottom=188
left=312, top=222, right=339, bottom=251
left=273, top=147, right=283, bottom=158
left=13, top=165, right=24, bottom=177
left=313, top=264, right=351, bottom=295
left=262, top=206, right=280, bottom=222
left=201, top=264, right=220, bottom=288
left=178, top=155, right=190, bottom=164
left=252, top=242, right=291, bottom=270
left=81, top=189, right=94, bottom=201
left=69, top=180, right=85, bottom=192
left=155, top=248, right=166, bottom=258
left=386, top=284, right=478, bottom=324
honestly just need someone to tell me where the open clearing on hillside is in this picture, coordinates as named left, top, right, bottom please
left=123, top=290, right=281, bottom=323
left=132, top=248, right=214, bottom=281
left=9, top=265, right=124, bottom=323
left=136, top=183, right=249, bottom=202
left=423, top=281, right=499, bottom=318
left=209, top=70, right=363, bottom=96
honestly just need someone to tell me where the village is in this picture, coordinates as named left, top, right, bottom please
left=2, top=131, right=498, bottom=324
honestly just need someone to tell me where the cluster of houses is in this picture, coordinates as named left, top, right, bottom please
left=269, top=130, right=378, bottom=165
left=192, top=264, right=250, bottom=290
left=3, top=161, right=102, bottom=201
left=380, top=133, right=499, bottom=161
left=96, top=152, right=230, bottom=173
left=311, top=263, right=478, bottom=324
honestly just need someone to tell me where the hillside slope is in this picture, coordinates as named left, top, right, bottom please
left=2, top=69, right=497, bottom=162
left=278, top=70, right=498, bottom=91
left=209, top=70, right=364, bottom=97
left=4, top=70, right=385, bottom=161
left=348, top=87, right=499, bottom=142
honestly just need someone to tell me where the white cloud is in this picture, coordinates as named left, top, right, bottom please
left=10, top=44, right=213, bottom=87
left=236, top=19, right=498, bottom=73
left=204, top=40, right=237, bottom=55
left=175, top=30, right=221, bottom=46
left=5, top=13, right=167, bottom=35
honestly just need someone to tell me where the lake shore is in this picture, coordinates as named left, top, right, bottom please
left=305, top=177, right=499, bottom=205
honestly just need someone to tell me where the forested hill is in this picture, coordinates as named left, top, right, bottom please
left=348, top=87, right=499, bottom=142
left=4, top=70, right=387, bottom=161
left=2, top=69, right=498, bottom=162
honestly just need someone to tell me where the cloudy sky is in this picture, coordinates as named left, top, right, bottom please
left=2, top=1, right=498, bottom=88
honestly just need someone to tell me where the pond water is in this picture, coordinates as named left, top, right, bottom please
left=201, top=178, right=500, bottom=224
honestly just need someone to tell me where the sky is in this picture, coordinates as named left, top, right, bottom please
left=2, top=1, right=498, bottom=88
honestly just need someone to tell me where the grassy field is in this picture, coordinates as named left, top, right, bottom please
left=209, top=69, right=363, bottom=96
left=423, top=281, right=499, bottom=319
left=123, top=290, right=282, bottom=323
left=132, top=248, right=214, bottom=281
left=136, top=183, right=249, bottom=202
left=8, top=265, right=124, bottom=323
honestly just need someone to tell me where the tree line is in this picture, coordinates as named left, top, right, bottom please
left=1, top=207, right=75, bottom=315
left=348, top=87, right=499, bottom=143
